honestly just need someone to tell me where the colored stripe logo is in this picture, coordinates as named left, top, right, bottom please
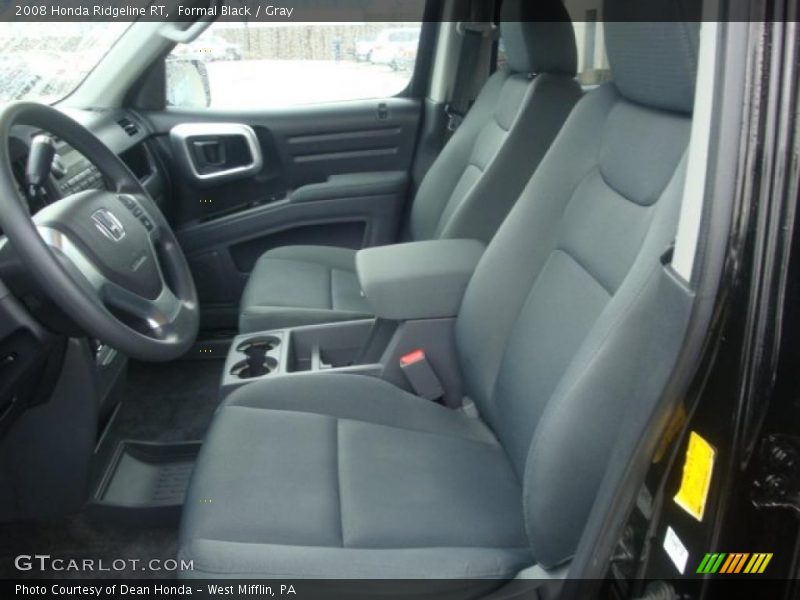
left=696, top=552, right=773, bottom=574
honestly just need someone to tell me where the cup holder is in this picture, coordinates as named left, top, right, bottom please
left=237, top=336, right=281, bottom=357
left=230, top=356, right=278, bottom=379
left=229, top=335, right=281, bottom=379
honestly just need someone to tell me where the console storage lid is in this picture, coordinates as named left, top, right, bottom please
left=355, top=239, right=485, bottom=320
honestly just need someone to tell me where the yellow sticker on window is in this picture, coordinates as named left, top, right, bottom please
left=673, top=431, right=716, bottom=521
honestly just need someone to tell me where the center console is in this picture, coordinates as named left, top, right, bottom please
left=221, top=239, right=487, bottom=404
left=221, top=319, right=385, bottom=397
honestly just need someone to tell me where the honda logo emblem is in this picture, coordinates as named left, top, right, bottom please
left=91, top=208, right=126, bottom=242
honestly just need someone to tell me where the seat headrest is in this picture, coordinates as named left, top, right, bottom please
left=499, top=0, right=577, bottom=76
left=604, top=0, right=701, bottom=113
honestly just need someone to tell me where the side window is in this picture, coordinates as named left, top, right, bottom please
left=572, top=15, right=612, bottom=86
left=495, top=3, right=611, bottom=87
left=166, top=22, right=422, bottom=109
left=496, top=37, right=507, bottom=71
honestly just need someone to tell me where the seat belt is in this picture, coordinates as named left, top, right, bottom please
left=445, top=2, right=499, bottom=132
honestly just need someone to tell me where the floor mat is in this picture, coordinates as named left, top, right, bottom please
left=109, top=359, right=224, bottom=443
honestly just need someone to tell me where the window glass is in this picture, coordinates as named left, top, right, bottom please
left=571, top=18, right=611, bottom=86
left=495, top=6, right=611, bottom=87
left=564, top=0, right=611, bottom=85
left=0, top=23, right=130, bottom=104
left=166, top=22, right=422, bottom=109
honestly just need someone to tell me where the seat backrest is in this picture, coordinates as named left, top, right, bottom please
left=455, top=1, right=701, bottom=568
left=407, top=0, right=581, bottom=245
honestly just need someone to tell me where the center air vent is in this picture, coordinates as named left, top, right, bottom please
left=118, top=117, right=140, bottom=137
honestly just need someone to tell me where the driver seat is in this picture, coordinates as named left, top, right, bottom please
left=238, top=0, right=581, bottom=334
left=179, top=2, right=699, bottom=580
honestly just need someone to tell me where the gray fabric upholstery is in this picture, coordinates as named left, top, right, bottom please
left=408, top=70, right=580, bottom=244
left=603, top=0, right=700, bottom=113
left=455, top=83, right=691, bottom=566
left=239, top=6, right=581, bottom=333
left=238, top=246, right=370, bottom=333
left=180, top=374, right=530, bottom=578
left=183, top=0, right=698, bottom=579
left=355, top=239, right=485, bottom=320
left=499, top=0, right=577, bottom=75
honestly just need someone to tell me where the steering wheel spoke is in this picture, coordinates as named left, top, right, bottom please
left=103, top=281, right=194, bottom=343
left=37, top=224, right=195, bottom=344
left=37, top=226, right=110, bottom=298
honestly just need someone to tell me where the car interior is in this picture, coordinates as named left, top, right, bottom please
left=0, top=0, right=756, bottom=592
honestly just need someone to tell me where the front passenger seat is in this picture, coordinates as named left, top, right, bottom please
left=239, top=0, right=581, bottom=333
left=179, top=0, right=700, bottom=580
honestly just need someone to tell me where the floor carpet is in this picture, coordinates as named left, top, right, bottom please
left=0, top=514, right=177, bottom=579
left=0, top=358, right=225, bottom=579
left=110, top=358, right=224, bottom=443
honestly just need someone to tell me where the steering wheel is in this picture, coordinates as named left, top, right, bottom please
left=0, top=102, right=198, bottom=361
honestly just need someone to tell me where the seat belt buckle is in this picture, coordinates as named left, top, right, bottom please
left=400, top=349, right=444, bottom=401
left=444, top=104, right=465, bottom=131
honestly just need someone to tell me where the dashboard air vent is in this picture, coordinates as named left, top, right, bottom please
left=117, top=117, right=140, bottom=137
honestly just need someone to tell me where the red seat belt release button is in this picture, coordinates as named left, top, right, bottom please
left=400, top=349, right=426, bottom=366
left=399, top=349, right=444, bottom=401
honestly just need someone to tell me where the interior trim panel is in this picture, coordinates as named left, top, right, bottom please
left=169, top=122, right=264, bottom=186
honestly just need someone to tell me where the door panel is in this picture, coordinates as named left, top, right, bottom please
left=141, top=97, right=421, bottom=331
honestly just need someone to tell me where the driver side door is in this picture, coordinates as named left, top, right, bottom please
left=136, top=20, right=430, bottom=333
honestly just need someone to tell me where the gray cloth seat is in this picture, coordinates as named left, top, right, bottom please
left=180, top=374, right=531, bottom=578
left=239, top=246, right=370, bottom=332
left=238, top=0, right=581, bottom=333
left=180, top=0, right=700, bottom=581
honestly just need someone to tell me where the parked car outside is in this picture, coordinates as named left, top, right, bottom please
left=369, top=27, right=420, bottom=66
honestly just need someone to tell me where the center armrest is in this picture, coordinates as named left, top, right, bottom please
left=355, top=239, right=485, bottom=320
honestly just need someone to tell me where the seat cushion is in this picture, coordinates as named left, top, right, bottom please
left=239, top=246, right=372, bottom=333
left=179, top=374, right=532, bottom=578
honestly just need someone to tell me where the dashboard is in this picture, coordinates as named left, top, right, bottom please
left=50, top=141, right=105, bottom=197
left=5, top=108, right=169, bottom=222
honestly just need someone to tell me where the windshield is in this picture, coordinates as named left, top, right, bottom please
left=0, top=23, right=130, bottom=104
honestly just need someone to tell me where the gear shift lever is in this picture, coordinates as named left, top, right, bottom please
left=25, top=135, right=56, bottom=198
